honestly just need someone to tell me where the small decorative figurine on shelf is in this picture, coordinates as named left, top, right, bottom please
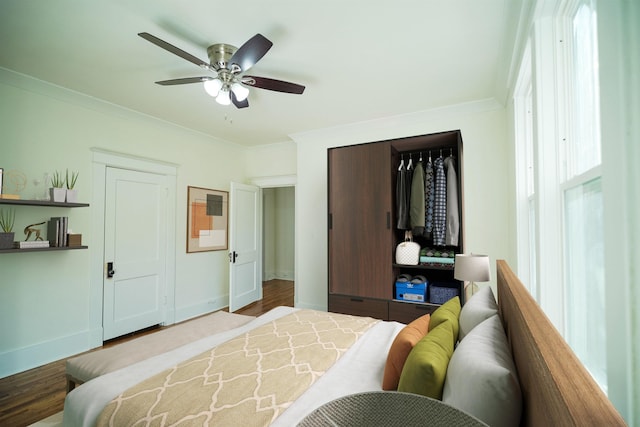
left=24, top=221, right=46, bottom=241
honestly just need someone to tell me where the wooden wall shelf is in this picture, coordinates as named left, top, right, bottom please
left=0, top=199, right=89, bottom=208
left=0, top=246, right=88, bottom=254
left=0, top=198, right=89, bottom=253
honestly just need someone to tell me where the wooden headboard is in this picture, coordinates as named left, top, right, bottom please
left=496, top=260, right=626, bottom=426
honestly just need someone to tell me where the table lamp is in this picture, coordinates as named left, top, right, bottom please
left=454, top=254, right=490, bottom=298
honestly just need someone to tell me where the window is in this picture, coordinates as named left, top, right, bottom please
left=562, top=0, right=605, bottom=389
left=514, top=43, right=536, bottom=297
left=563, top=177, right=605, bottom=387
left=514, top=0, right=605, bottom=390
left=565, top=3, right=601, bottom=179
left=524, top=91, right=536, bottom=299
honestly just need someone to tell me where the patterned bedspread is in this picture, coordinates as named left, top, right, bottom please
left=96, top=309, right=379, bottom=427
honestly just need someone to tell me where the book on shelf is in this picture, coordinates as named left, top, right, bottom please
left=62, top=217, right=67, bottom=246
left=14, top=241, right=50, bottom=249
left=48, top=216, right=68, bottom=247
left=48, top=218, right=59, bottom=247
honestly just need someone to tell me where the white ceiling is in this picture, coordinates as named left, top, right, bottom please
left=0, top=0, right=524, bottom=146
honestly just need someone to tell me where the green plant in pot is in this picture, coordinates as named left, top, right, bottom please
left=65, top=169, right=79, bottom=203
left=0, top=208, right=15, bottom=249
left=49, top=170, right=66, bottom=203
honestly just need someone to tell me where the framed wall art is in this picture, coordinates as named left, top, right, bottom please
left=187, top=186, right=228, bottom=253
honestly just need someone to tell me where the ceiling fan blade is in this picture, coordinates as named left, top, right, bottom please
left=155, top=77, right=213, bottom=86
left=138, top=32, right=211, bottom=70
left=231, top=91, right=249, bottom=109
left=242, top=76, right=305, bottom=94
left=228, top=34, right=273, bottom=73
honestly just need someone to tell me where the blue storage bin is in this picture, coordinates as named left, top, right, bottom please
left=429, top=282, right=460, bottom=304
left=395, top=278, right=428, bottom=302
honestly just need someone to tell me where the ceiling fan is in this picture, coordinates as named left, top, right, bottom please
left=138, top=32, right=305, bottom=108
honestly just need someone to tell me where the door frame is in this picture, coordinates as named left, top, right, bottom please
left=89, top=149, right=177, bottom=348
left=249, top=174, right=297, bottom=306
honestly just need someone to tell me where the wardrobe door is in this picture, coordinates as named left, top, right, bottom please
left=328, top=142, right=394, bottom=299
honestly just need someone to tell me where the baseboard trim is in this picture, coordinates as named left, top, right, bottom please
left=264, top=272, right=294, bottom=281
left=174, top=298, right=228, bottom=324
left=0, top=330, right=90, bottom=379
left=295, top=301, right=326, bottom=312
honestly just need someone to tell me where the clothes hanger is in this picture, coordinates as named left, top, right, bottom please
left=407, top=153, right=413, bottom=170
left=398, top=154, right=405, bottom=171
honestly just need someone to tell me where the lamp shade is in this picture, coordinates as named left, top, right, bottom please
left=204, top=79, right=223, bottom=97
left=231, top=82, right=249, bottom=101
left=454, top=254, right=491, bottom=282
left=215, top=89, right=231, bottom=105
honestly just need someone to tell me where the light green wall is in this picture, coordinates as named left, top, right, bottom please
left=244, top=141, right=297, bottom=178
left=0, top=69, right=253, bottom=376
left=274, top=187, right=295, bottom=279
left=292, top=100, right=512, bottom=310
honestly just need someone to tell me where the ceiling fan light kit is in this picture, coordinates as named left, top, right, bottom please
left=230, top=82, right=249, bottom=101
left=203, top=79, right=223, bottom=97
left=216, top=89, right=232, bottom=105
left=138, top=32, right=305, bottom=109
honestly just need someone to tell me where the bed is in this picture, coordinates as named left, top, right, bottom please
left=62, top=261, right=626, bottom=426
left=65, top=310, right=256, bottom=392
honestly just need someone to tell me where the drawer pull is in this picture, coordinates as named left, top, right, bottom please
left=350, top=298, right=364, bottom=303
left=415, top=305, right=431, bottom=311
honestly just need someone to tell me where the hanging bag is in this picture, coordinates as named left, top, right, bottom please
left=395, top=231, right=420, bottom=265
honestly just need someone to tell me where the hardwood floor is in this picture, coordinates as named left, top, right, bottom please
left=0, top=279, right=294, bottom=427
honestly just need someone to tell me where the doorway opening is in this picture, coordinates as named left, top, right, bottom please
left=241, top=175, right=296, bottom=312
left=263, top=186, right=295, bottom=283
left=262, top=186, right=295, bottom=310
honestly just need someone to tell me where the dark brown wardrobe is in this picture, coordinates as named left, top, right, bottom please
left=328, top=130, right=465, bottom=323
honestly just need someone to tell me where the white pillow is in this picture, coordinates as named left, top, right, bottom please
left=458, top=285, right=498, bottom=341
left=442, top=315, right=521, bottom=427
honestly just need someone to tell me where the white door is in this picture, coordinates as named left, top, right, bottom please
left=103, top=167, right=168, bottom=340
left=228, top=182, right=262, bottom=312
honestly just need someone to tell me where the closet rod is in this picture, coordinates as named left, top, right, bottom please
left=399, top=147, right=457, bottom=158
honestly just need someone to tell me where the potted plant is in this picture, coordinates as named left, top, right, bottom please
left=0, top=208, right=15, bottom=249
left=49, top=170, right=66, bottom=202
left=65, top=169, right=79, bottom=203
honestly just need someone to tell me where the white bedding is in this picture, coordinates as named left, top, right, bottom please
left=63, top=307, right=404, bottom=427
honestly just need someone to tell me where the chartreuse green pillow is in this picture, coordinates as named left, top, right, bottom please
left=428, top=296, right=461, bottom=341
left=397, top=319, right=456, bottom=399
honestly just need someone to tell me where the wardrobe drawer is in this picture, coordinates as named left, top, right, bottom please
left=388, top=300, right=437, bottom=324
left=328, top=294, right=388, bottom=320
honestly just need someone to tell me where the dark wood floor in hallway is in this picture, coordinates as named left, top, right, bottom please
left=0, top=279, right=294, bottom=427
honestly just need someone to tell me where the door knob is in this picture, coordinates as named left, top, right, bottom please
left=107, top=261, right=115, bottom=278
